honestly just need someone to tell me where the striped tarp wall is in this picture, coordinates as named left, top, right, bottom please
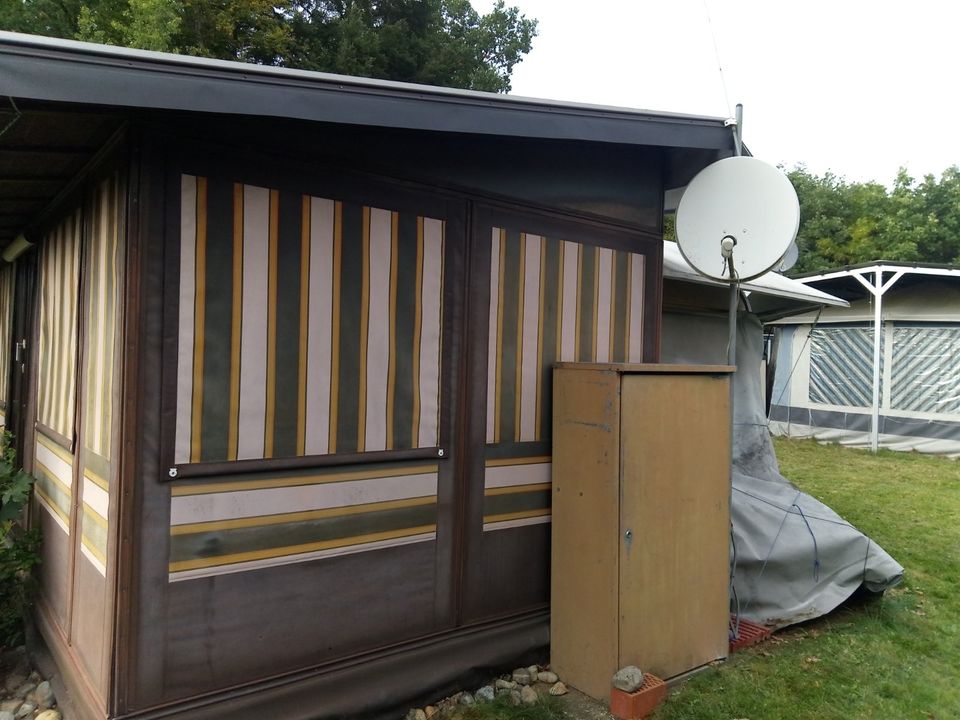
left=808, top=327, right=880, bottom=408
left=79, top=173, right=123, bottom=577
left=34, top=432, right=74, bottom=536
left=483, top=228, right=645, bottom=531
left=167, top=461, right=440, bottom=581
left=176, top=176, right=445, bottom=465
left=37, top=209, right=82, bottom=441
left=0, top=264, right=13, bottom=412
left=891, top=327, right=960, bottom=415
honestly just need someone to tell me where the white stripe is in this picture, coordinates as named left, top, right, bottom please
left=170, top=471, right=439, bottom=525
left=169, top=532, right=436, bottom=582
left=483, top=515, right=551, bottom=532
left=174, top=175, right=197, bottom=464
left=418, top=218, right=443, bottom=447
left=595, top=247, right=613, bottom=363
left=35, top=441, right=72, bottom=487
left=560, top=241, right=579, bottom=361
left=80, top=543, right=107, bottom=576
left=83, top=475, right=110, bottom=520
left=628, top=254, right=645, bottom=362
left=484, top=462, right=551, bottom=489
left=237, top=185, right=270, bottom=460
left=36, top=495, right=70, bottom=534
left=519, top=235, right=541, bottom=441
left=486, top=228, right=501, bottom=444
left=365, top=208, right=392, bottom=451
left=305, top=197, right=334, bottom=456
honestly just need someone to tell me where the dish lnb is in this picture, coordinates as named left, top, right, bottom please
left=675, top=156, right=800, bottom=283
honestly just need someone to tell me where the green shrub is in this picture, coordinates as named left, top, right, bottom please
left=0, top=431, right=41, bottom=648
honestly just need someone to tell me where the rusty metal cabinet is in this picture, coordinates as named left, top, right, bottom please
left=550, top=363, right=733, bottom=700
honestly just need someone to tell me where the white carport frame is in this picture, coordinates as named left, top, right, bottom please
left=798, top=264, right=960, bottom=452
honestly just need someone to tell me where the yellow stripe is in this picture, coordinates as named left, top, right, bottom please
left=228, top=183, right=243, bottom=460
left=191, top=177, right=207, bottom=463
left=264, top=189, right=279, bottom=458
left=535, top=236, right=546, bottom=440
left=609, top=250, right=617, bottom=361
left=80, top=535, right=107, bottom=565
left=411, top=217, right=423, bottom=446
left=485, top=455, right=551, bottom=467
left=386, top=212, right=399, bottom=450
left=35, top=459, right=72, bottom=495
left=83, top=468, right=108, bottom=491
left=484, top=482, right=551, bottom=497
left=494, top=229, right=506, bottom=443
left=625, top=253, right=632, bottom=359
left=171, top=462, right=440, bottom=496
left=82, top=501, right=108, bottom=528
left=171, top=494, right=437, bottom=535
left=514, top=233, right=525, bottom=440
left=358, top=207, right=370, bottom=452
left=592, top=245, right=600, bottom=362
left=575, top=242, right=583, bottom=361
left=297, top=196, right=311, bottom=457
left=35, top=485, right=70, bottom=527
left=168, top=524, right=437, bottom=573
left=556, top=241, right=564, bottom=357
left=328, top=202, right=342, bottom=452
left=36, top=431, right=74, bottom=463
left=483, top=508, right=551, bottom=524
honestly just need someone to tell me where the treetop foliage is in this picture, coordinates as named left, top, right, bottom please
left=1, top=0, right=538, bottom=92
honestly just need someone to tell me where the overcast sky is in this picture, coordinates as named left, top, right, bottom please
left=477, top=0, right=959, bottom=186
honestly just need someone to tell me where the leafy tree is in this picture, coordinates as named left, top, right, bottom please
left=1, top=0, right=537, bottom=92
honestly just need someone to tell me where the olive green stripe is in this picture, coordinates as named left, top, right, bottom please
left=612, top=250, right=630, bottom=362
left=84, top=185, right=102, bottom=449
left=272, top=191, right=303, bottom=458
left=100, top=172, right=119, bottom=456
left=199, top=177, right=235, bottom=462
left=498, top=229, right=522, bottom=443
left=484, top=441, right=551, bottom=460
left=335, top=203, right=364, bottom=453
left=539, top=238, right=560, bottom=441
left=82, top=507, right=108, bottom=555
left=392, top=213, right=418, bottom=450
left=578, top=244, right=596, bottom=361
left=35, top=471, right=71, bottom=519
left=83, top=449, right=111, bottom=482
left=169, top=503, right=438, bottom=563
left=482, top=489, right=551, bottom=518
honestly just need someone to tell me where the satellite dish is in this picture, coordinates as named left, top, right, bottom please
left=675, top=156, right=800, bottom=282
left=776, top=241, right=799, bottom=273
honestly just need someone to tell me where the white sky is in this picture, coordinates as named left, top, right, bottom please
left=476, top=0, right=960, bottom=186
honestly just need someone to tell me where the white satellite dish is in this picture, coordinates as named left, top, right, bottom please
left=777, top=241, right=799, bottom=273
left=675, top=156, right=800, bottom=282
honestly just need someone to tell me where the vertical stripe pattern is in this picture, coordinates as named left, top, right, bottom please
left=37, top=208, right=82, bottom=439
left=0, top=265, right=13, bottom=409
left=176, top=176, right=446, bottom=465
left=485, top=227, right=647, bottom=445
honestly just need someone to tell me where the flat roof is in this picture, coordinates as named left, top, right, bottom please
left=0, top=31, right=736, bottom=150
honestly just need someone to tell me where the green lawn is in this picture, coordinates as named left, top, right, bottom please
left=653, top=438, right=960, bottom=720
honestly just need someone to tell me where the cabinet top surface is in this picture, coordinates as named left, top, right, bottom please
left=553, top=362, right=735, bottom=374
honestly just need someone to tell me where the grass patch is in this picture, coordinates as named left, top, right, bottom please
left=458, top=695, right=567, bottom=720
left=653, top=438, right=960, bottom=720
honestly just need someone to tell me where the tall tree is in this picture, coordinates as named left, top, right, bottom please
left=1, top=0, right=537, bottom=92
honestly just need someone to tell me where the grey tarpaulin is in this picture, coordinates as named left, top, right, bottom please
left=661, top=311, right=903, bottom=629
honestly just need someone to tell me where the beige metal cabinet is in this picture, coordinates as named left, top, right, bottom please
left=551, top=363, right=733, bottom=700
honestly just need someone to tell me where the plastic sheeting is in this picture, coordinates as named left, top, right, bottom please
left=661, top=311, right=903, bottom=629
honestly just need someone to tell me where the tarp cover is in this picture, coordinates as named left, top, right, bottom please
left=662, top=312, right=903, bottom=629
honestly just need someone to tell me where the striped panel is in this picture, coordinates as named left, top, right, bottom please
left=175, top=176, right=445, bottom=465
left=0, top=264, right=13, bottom=408
left=37, top=209, right=82, bottom=440
left=482, top=457, right=551, bottom=532
left=486, top=228, right=645, bottom=445
left=890, top=327, right=960, bottom=415
left=34, top=433, right=74, bottom=534
left=82, top=172, right=122, bottom=461
left=808, top=327, right=879, bottom=408
left=167, top=462, right=440, bottom=580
